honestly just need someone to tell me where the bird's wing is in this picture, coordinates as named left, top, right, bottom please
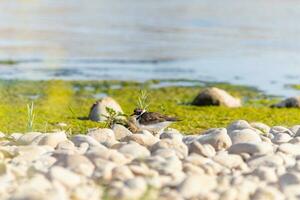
left=139, top=112, right=178, bottom=125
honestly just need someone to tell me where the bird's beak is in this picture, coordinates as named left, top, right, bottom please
left=130, top=113, right=135, bottom=116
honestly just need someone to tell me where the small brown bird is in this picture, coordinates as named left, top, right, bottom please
left=131, top=108, right=179, bottom=134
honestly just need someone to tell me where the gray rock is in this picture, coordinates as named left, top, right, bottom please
left=188, top=141, right=216, bottom=157
left=87, top=128, right=117, bottom=147
left=89, top=97, right=123, bottom=122
left=279, top=172, right=300, bottom=189
left=112, top=124, right=133, bottom=140
left=271, top=96, right=300, bottom=108
left=112, top=166, right=135, bottom=181
left=228, top=142, right=273, bottom=155
left=192, top=87, right=241, bottom=107
left=198, top=128, right=232, bottom=150
left=229, top=128, right=262, bottom=144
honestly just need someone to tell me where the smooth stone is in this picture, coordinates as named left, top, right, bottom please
left=17, top=132, right=42, bottom=145
left=54, top=154, right=95, bottom=177
left=251, top=187, right=284, bottom=200
left=111, top=166, right=135, bottom=181
left=37, top=132, right=68, bottom=148
left=271, top=96, right=300, bottom=108
left=177, top=174, right=217, bottom=199
left=87, top=128, right=117, bottom=147
left=160, top=129, right=183, bottom=142
left=117, top=142, right=150, bottom=159
left=87, top=148, right=128, bottom=165
left=88, top=97, right=123, bottom=122
left=188, top=141, right=216, bottom=157
left=182, top=135, right=198, bottom=145
left=114, top=177, right=147, bottom=199
left=122, top=132, right=159, bottom=148
left=71, top=134, right=102, bottom=147
left=191, top=87, right=241, bottom=108
left=227, top=120, right=253, bottom=133
left=151, top=139, right=188, bottom=159
left=198, top=128, right=232, bottom=150
left=290, top=125, right=300, bottom=137
left=247, top=154, right=284, bottom=168
left=269, top=126, right=293, bottom=136
left=229, top=129, right=261, bottom=144
left=56, top=140, right=76, bottom=151
left=71, top=183, right=103, bottom=200
left=145, top=155, right=182, bottom=175
left=250, top=166, right=277, bottom=183
left=271, top=133, right=292, bottom=144
left=279, top=172, right=300, bottom=189
left=182, top=163, right=205, bottom=175
left=213, top=151, right=244, bottom=169
left=228, top=142, right=273, bottom=155
left=289, top=137, right=300, bottom=144
left=278, top=143, right=300, bottom=155
left=250, top=122, right=271, bottom=134
left=49, top=166, right=81, bottom=188
left=112, top=124, right=133, bottom=141
left=92, top=158, right=117, bottom=180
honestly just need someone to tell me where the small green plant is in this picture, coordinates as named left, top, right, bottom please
left=27, top=102, right=35, bottom=132
left=102, top=107, right=127, bottom=128
left=137, top=90, right=150, bottom=110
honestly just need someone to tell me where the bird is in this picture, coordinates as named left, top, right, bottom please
left=130, top=108, right=180, bottom=134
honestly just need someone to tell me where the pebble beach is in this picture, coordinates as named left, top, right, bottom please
left=1, top=120, right=300, bottom=199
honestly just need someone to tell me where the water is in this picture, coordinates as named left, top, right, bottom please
left=1, top=0, right=300, bottom=96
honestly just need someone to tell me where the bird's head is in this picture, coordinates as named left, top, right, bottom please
left=131, top=108, right=146, bottom=118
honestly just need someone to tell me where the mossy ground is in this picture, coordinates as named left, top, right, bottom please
left=0, top=79, right=299, bottom=134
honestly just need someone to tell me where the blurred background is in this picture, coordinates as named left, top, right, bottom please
left=0, top=0, right=300, bottom=96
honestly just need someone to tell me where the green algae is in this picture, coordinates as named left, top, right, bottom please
left=0, top=79, right=299, bottom=134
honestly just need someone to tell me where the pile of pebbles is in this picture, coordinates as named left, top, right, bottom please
left=1, top=120, right=300, bottom=199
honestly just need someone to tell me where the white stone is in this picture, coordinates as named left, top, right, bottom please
left=112, top=124, right=133, bottom=140
left=89, top=97, right=123, bottom=122
left=198, top=128, right=232, bottom=150
left=17, top=132, right=42, bottom=145
left=117, top=142, right=150, bottom=159
left=55, top=154, right=95, bottom=177
left=177, top=174, right=217, bottom=199
left=251, top=122, right=271, bottom=134
left=228, top=142, right=273, bottom=155
left=71, top=134, right=102, bottom=147
left=278, top=143, right=300, bottom=156
left=270, top=126, right=293, bottom=136
left=213, top=151, right=244, bottom=169
left=227, top=120, right=252, bottom=133
left=271, top=133, right=292, bottom=144
left=229, top=129, right=261, bottom=144
left=49, top=166, right=81, bottom=188
left=37, top=132, right=68, bottom=148
left=151, top=139, right=188, bottom=159
left=188, top=141, right=216, bottom=157
left=88, top=128, right=117, bottom=147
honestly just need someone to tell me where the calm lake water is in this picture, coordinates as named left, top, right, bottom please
left=1, top=0, right=300, bottom=96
